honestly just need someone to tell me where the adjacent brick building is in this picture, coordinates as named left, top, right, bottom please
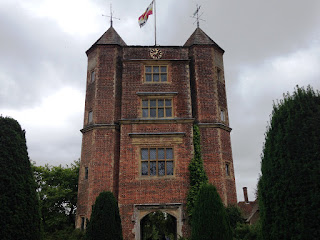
left=76, top=25, right=237, bottom=239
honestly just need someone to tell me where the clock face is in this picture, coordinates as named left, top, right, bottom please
left=150, top=48, right=163, bottom=59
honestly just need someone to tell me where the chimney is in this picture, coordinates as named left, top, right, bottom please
left=243, top=187, right=249, bottom=203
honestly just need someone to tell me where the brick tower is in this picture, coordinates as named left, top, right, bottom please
left=76, top=26, right=237, bottom=239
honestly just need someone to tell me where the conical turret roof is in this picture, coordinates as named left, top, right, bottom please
left=184, top=27, right=224, bottom=52
left=95, top=26, right=127, bottom=46
left=87, top=26, right=126, bottom=53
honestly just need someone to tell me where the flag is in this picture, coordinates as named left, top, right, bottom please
left=138, top=0, right=154, bottom=28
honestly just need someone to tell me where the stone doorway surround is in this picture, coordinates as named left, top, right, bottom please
left=132, top=203, right=183, bottom=240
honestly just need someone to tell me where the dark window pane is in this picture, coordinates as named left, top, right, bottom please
left=221, top=110, right=225, bottom=121
left=158, top=148, right=165, bottom=159
left=158, top=108, right=164, bottom=118
left=165, top=99, right=172, bottom=106
left=150, top=162, right=156, bottom=176
left=153, top=66, right=159, bottom=73
left=150, top=100, right=156, bottom=107
left=146, top=74, right=152, bottom=82
left=81, top=217, right=85, bottom=230
left=142, top=162, right=148, bottom=175
left=142, top=109, right=148, bottom=118
left=166, top=148, right=173, bottom=159
left=158, top=100, right=164, bottom=106
left=150, top=149, right=156, bottom=159
left=142, top=100, right=148, bottom=107
left=158, top=161, right=165, bottom=176
left=141, top=149, right=149, bottom=160
left=150, top=108, right=156, bottom=117
left=85, top=167, right=88, bottom=179
left=226, top=163, right=230, bottom=176
left=161, top=74, right=167, bottom=82
left=153, top=74, right=159, bottom=82
left=91, top=71, right=95, bottom=82
left=165, top=108, right=172, bottom=117
left=146, top=66, right=152, bottom=72
left=217, top=69, right=221, bottom=81
left=161, top=66, right=167, bottom=73
left=166, top=161, right=174, bottom=175
left=88, top=111, right=93, bottom=123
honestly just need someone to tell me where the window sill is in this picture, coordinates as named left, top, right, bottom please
left=119, top=118, right=194, bottom=125
left=138, top=175, right=176, bottom=180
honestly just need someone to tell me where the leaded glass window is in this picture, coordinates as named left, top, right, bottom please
left=145, top=65, right=167, bottom=82
left=140, top=148, right=174, bottom=177
left=142, top=98, right=172, bottom=118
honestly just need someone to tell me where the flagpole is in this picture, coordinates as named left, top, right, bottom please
left=154, top=0, right=157, bottom=46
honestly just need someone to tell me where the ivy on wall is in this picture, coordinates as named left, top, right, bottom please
left=187, top=124, right=208, bottom=222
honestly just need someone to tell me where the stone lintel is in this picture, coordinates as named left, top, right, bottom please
left=135, top=203, right=182, bottom=210
left=123, top=59, right=190, bottom=62
left=136, top=92, right=178, bottom=96
left=198, top=122, right=232, bottom=132
left=80, top=124, right=118, bottom=133
left=129, top=132, right=185, bottom=138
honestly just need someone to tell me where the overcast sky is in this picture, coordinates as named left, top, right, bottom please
left=1, top=0, right=320, bottom=201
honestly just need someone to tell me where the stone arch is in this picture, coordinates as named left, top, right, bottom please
left=133, top=204, right=183, bottom=240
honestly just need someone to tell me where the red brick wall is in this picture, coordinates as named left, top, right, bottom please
left=77, top=127, right=119, bottom=219
left=188, top=44, right=237, bottom=206
left=118, top=47, right=194, bottom=238
left=118, top=123, right=193, bottom=240
left=76, top=45, right=122, bottom=224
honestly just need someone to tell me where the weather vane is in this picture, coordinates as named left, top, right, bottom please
left=102, top=3, right=120, bottom=27
left=191, top=4, right=205, bottom=28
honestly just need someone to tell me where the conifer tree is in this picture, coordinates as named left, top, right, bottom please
left=259, top=86, right=320, bottom=239
left=191, top=184, right=232, bottom=240
left=85, top=191, right=123, bottom=240
left=0, top=116, right=41, bottom=240
left=187, top=124, right=208, bottom=221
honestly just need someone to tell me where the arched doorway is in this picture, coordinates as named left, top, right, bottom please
left=140, top=211, right=177, bottom=240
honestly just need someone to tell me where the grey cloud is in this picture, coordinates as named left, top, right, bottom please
left=0, top=3, right=87, bottom=109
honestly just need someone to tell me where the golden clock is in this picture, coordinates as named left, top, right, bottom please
left=150, top=48, right=163, bottom=59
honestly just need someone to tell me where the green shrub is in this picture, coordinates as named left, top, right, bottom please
left=191, top=184, right=232, bottom=240
left=225, top=205, right=245, bottom=234
left=234, top=222, right=262, bottom=240
left=259, top=86, right=320, bottom=239
left=85, top=191, right=123, bottom=240
left=0, top=116, right=41, bottom=240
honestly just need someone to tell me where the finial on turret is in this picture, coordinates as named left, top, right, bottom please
left=191, top=4, right=205, bottom=28
left=102, top=3, right=120, bottom=27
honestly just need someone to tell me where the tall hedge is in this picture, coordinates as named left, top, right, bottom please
left=0, top=116, right=41, bottom=240
left=85, top=191, right=123, bottom=240
left=187, top=124, right=208, bottom=221
left=259, top=86, right=320, bottom=239
left=191, top=184, right=232, bottom=240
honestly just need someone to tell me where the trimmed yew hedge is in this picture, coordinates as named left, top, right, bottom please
left=259, top=86, right=320, bottom=239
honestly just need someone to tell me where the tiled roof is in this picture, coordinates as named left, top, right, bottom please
left=88, top=26, right=127, bottom=52
left=184, top=27, right=224, bottom=52
left=238, top=200, right=258, bottom=219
